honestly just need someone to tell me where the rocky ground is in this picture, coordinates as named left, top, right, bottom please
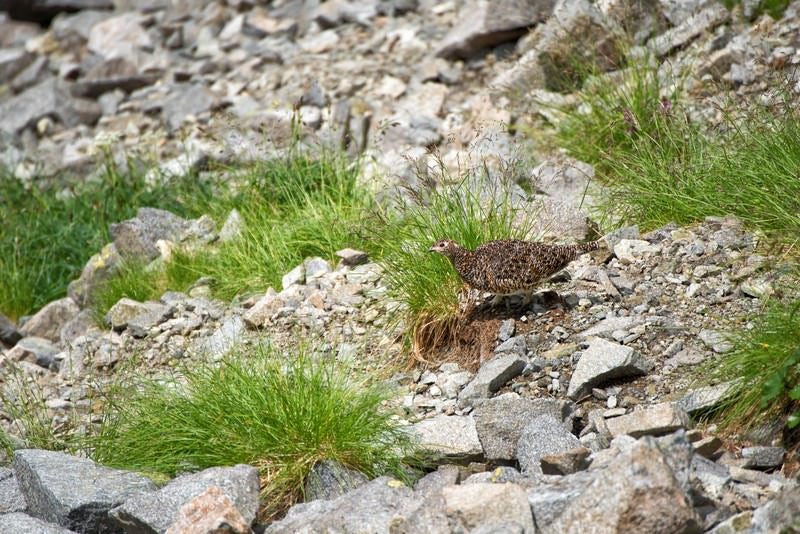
left=2, top=0, right=800, bottom=533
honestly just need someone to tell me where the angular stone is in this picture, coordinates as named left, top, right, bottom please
left=0, top=47, right=34, bottom=82
left=0, top=467, right=26, bottom=513
left=165, top=485, right=251, bottom=534
left=613, top=239, right=660, bottom=263
left=698, top=329, right=733, bottom=353
left=409, top=414, right=483, bottom=457
left=576, top=316, right=644, bottom=339
left=60, top=309, right=100, bottom=346
left=0, top=513, right=77, bottom=534
left=676, top=384, right=731, bottom=415
left=335, top=248, right=369, bottom=266
left=0, top=79, right=100, bottom=134
left=195, top=316, right=245, bottom=359
left=567, top=337, right=651, bottom=399
left=542, top=442, right=701, bottom=533
left=517, top=414, right=582, bottom=475
left=110, top=208, right=191, bottom=262
left=242, top=290, right=283, bottom=328
left=104, top=298, right=151, bottom=331
left=540, top=446, right=592, bottom=475
left=87, top=12, right=152, bottom=60
left=264, top=477, right=429, bottom=533
left=436, top=0, right=556, bottom=59
left=110, top=464, right=258, bottom=533
left=457, top=353, right=526, bottom=407
left=304, top=460, right=368, bottom=502
left=125, top=302, right=172, bottom=338
left=413, top=465, right=460, bottom=496
left=19, top=297, right=79, bottom=343
left=751, top=485, right=800, bottom=533
left=282, top=264, right=305, bottom=289
left=0, top=312, right=23, bottom=347
left=741, top=446, right=785, bottom=470
left=305, top=257, right=332, bottom=280
left=161, top=83, right=217, bottom=131
left=67, top=243, right=123, bottom=307
left=72, top=57, right=160, bottom=98
left=6, top=336, right=59, bottom=368
left=13, top=449, right=156, bottom=533
left=604, top=402, right=690, bottom=438
left=649, top=4, right=729, bottom=57
left=219, top=209, right=244, bottom=243
left=474, top=394, right=574, bottom=461
left=442, top=483, right=535, bottom=533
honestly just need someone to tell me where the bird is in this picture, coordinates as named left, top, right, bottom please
left=428, top=238, right=604, bottom=307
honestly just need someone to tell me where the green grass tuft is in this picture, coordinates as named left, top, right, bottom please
left=89, top=260, right=166, bottom=323
left=0, top=158, right=215, bottom=320
left=166, top=151, right=371, bottom=300
left=376, top=167, right=537, bottom=364
left=698, top=299, right=800, bottom=432
left=88, top=343, right=413, bottom=518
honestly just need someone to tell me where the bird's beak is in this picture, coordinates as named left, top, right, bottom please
left=428, top=246, right=436, bottom=252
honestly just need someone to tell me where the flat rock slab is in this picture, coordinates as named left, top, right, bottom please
left=109, top=207, right=191, bottom=262
left=13, top=449, right=157, bottom=533
left=457, top=353, right=526, bottom=407
left=538, top=442, right=701, bottom=533
left=604, top=402, right=690, bottom=438
left=567, top=336, right=651, bottom=399
left=474, top=394, right=574, bottom=461
left=110, top=464, right=259, bottom=533
left=409, top=414, right=483, bottom=457
left=0, top=512, right=77, bottom=534
left=516, top=414, right=582, bottom=475
left=442, top=482, right=535, bottom=533
left=741, top=446, right=785, bottom=470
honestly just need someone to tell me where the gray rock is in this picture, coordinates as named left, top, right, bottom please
left=676, top=384, right=732, bottom=415
left=67, top=243, right=123, bottom=307
left=242, top=290, right=283, bottom=328
left=566, top=336, right=651, bottom=399
left=110, top=207, right=191, bottom=262
left=494, top=335, right=527, bottom=356
left=161, top=83, right=217, bottom=132
left=436, top=0, right=555, bottom=59
left=698, top=329, right=733, bottom=353
left=60, top=309, right=100, bottom=346
left=0, top=79, right=101, bottom=135
left=72, top=57, right=160, bottom=99
left=541, top=442, right=701, bottom=533
left=691, top=455, right=732, bottom=502
left=497, top=319, right=516, bottom=341
left=282, top=264, right=305, bottom=289
left=458, top=353, right=526, bottom=407
left=304, top=257, right=332, bottom=280
left=539, top=447, right=592, bottom=475
left=517, top=414, right=582, bottom=475
left=126, top=302, right=173, bottom=338
left=196, top=316, right=245, bottom=359
left=162, top=485, right=252, bottom=534
left=13, top=449, right=156, bottom=533
left=0, top=513, right=77, bottom=534
left=442, top=482, right=535, bottom=533
left=304, top=460, right=369, bottom=502
left=474, top=394, right=574, bottom=461
left=335, top=248, right=369, bottom=267
left=0, top=467, right=27, bottom=513
left=409, top=414, right=483, bottom=457
left=613, top=239, right=660, bottom=263
left=576, top=316, right=645, bottom=339
left=264, top=476, right=435, bottom=533
left=87, top=12, right=152, bottom=60
left=741, top=446, right=785, bottom=470
left=751, top=484, right=800, bottom=533
left=110, top=464, right=258, bottom=533
left=0, top=47, right=34, bottom=82
left=104, top=298, right=151, bottom=331
left=413, top=465, right=460, bottom=496
left=0, top=312, right=23, bottom=347
left=6, top=336, right=59, bottom=368
left=219, top=209, right=244, bottom=243
left=649, top=4, right=729, bottom=57
left=604, top=402, right=690, bottom=438
left=19, top=297, right=80, bottom=343
left=526, top=470, right=595, bottom=528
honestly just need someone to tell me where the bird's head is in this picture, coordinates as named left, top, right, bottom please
left=428, top=239, right=460, bottom=257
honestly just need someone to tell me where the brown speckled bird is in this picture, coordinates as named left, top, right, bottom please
left=429, top=238, right=603, bottom=305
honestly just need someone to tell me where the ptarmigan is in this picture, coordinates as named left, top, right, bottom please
left=429, top=238, right=603, bottom=305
